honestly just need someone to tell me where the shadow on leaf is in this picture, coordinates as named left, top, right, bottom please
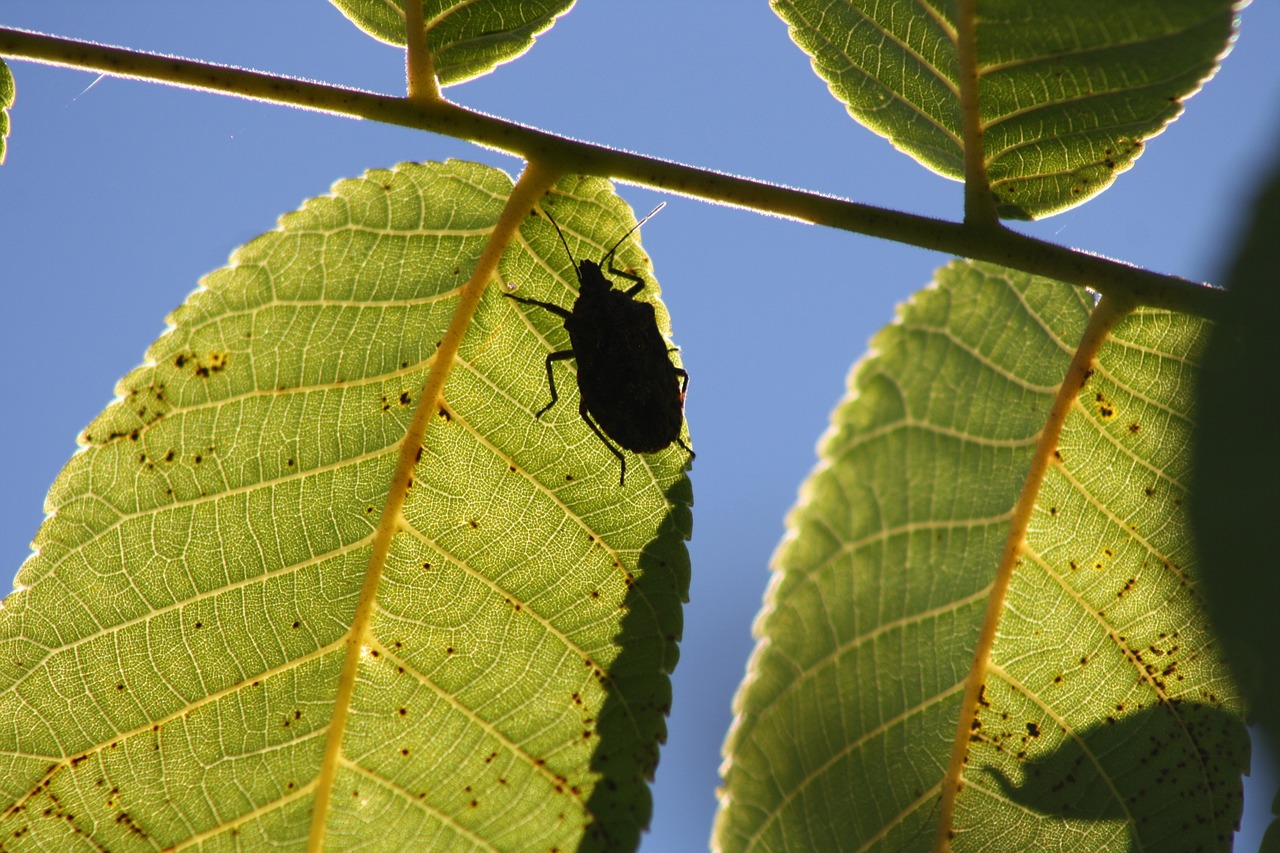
left=979, top=699, right=1245, bottom=847
left=579, top=476, right=693, bottom=852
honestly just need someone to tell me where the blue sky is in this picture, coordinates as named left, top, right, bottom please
left=2, top=3, right=1278, bottom=849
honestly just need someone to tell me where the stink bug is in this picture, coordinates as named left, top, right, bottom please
left=506, top=203, right=694, bottom=486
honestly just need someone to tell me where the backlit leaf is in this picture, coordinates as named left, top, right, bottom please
left=329, top=0, right=574, bottom=86
left=0, top=161, right=691, bottom=851
left=0, top=57, right=13, bottom=164
left=716, top=261, right=1246, bottom=851
left=771, top=0, right=1239, bottom=218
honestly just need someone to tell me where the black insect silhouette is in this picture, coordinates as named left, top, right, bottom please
left=506, top=203, right=694, bottom=486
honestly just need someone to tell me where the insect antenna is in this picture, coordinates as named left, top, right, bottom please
left=541, top=207, right=579, bottom=270
left=600, top=202, right=666, bottom=268
left=539, top=202, right=666, bottom=270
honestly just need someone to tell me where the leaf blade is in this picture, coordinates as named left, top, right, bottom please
left=0, top=57, right=12, bottom=164
left=770, top=0, right=1239, bottom=218
left=715, top=262, right=1245, bottom=851
left=329, top=0, right=575, bottom=86
left=0, top=162, right=691, bottom=851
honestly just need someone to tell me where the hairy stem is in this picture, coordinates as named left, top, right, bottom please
left=0, top=26, right=1225, bottom=319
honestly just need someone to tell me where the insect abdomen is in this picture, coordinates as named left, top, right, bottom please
left=567, top=289, right=684, bottom=454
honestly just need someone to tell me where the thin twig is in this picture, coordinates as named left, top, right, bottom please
left=0, top=26, right=1226, bottom=319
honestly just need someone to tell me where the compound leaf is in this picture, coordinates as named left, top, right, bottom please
left=771, top=0, right=1238, bottom=218
left=0, top=161, right=691, bottom=851
left=329, top=0, right=574, bottom=86
left=716, top=261, right=1246, bottom=851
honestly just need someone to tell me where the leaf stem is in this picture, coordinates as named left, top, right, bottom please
left=403, top=0, right=441, bottom=102
left=305, top=160, right=562, bottom=851
left=932, top=293, right=1136, bottom=851
left=955, top=0, right=997, bottom=227
left=0, top=27, right=1224, bottom=319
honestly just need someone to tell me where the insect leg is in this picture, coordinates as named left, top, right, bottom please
left=671, top=365, right=694, bottom=466
left=578, top=397, right=629, bottom=486
left=506, top=293, right=573, bottom=320
left=536, top=350, right=576, bottom=418
left=674, top=367, right=689, bottom=396
left=605, top=261, right=648, bottom=297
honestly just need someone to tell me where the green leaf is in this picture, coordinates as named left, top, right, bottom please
left=771, top=0, right=1238, bottom=218
left=716, top=262, right=1246, bottom=850
left=1193, top=150, right=1280, bottom=782
left=329, top=0, right=574, bottom=86
left=0, top=57, right=13, bottom=164
left=0, top=161, right=691, bottom=851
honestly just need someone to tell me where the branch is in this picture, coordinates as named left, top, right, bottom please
left=0, top=26, right=1226, bottom=320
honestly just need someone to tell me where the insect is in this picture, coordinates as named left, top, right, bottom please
left=505, top=203, right=694, bottom=486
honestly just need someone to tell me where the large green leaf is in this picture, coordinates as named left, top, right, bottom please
left=0, top=162, right=692, bottom=851
left=1192, top=147, right=1280, bottom=834
left=771, top=0, right=1239, bottom=218
left=0, top=57, right=13, bottom=164
left=715, top=262, right=1246, bottom=850
left=329, top=0, right=574, bottom=86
